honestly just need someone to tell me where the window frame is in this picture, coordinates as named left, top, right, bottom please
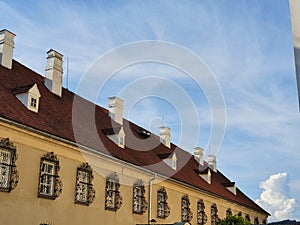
left=133, top=179, right=147, bottom=214
left=38, top=152, right=62, bottom=200
left=0, top=138, right=18, bottom=192
left=75, top=163, right=95, bottom=206
left=30, top=96, right=37, bottom=108
left=197, top=199, right=207, bottom=225
left=226, top=208, right=232, bottom=217
left=245, top=214, right=250, bottom=222
left=211, top=203, right=220, bottom=225
left=157, top=187, right=170, bottom=219
left=181, top=194, right=193, bottom=222
left=105, top=172, right=122, bottom=211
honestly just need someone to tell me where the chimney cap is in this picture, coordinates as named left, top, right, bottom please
left=46, top=49, right=63, bottom=59
left=0, top=29, right=16, bottom=36
left=207, top=154, right=217, bottom=172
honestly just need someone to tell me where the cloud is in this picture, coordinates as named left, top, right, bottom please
left=255, top=173, right=298, bottom=221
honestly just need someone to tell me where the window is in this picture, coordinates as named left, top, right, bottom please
left=38, top=152, right=62, bottom=199
left=105, top=172, right=122, bottom=211
left=226, top=208, right=232, bottom=217
left=0, top=138, right=18, bottom=192
left=181, top=194, right=193, bottom=222
left=197, top=199, right=207, bottom=225
left=157, top=187, right=170, bottom=218
left=262, top=219, right=267, bottom=224
left=211, top=204, right=220, bottom=225
left=133, top=179, right=147, bottom=214
left=30, top=97, right=37, bottom=108
left=245, top=214, right=250, bottom=222
left=254, top=217, right=259, bottom=225
left=237, top=211, right=242, bottom=217
left=75, top=163, right=95, bottom=205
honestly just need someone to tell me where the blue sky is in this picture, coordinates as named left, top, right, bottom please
left=1, top=0, right=300, bottom=221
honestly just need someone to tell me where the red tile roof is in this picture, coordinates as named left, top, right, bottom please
left=0, top=60, right=269, bottom=215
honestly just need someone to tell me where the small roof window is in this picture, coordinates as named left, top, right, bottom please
left=13, top=83, right=41, bottom=113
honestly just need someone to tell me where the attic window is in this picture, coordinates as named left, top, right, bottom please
left=119, top=135, right=124, bottom=147
left=30, top=97, right=37, bottom=108
left=137, top=128, right=151, bottom=138
left=103, top=127, right=125, bottom=149
left=196, top=167, right=211, bottom=184
left=159, top=153, right=177, bottom=170
left=13, top=83, right=41, bottom=113
left=223, top=182, right=237, bottom=195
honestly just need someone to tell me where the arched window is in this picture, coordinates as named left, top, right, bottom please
left=0, top=138, right=18, bottom=192
left=133, top=179, right=148, bottom=214
left=105, top=172, right=122, bottom=211
left=157, top=187, right=170, bottom=218
left=197, top=199, right=207, bottom=225
left=182, top=194, right=193, bottom=222
left=254, top=217, right=259, bottom=225
left=38, top=152, right=62, bottom=199
left=75, top=163, right=95, bottom=205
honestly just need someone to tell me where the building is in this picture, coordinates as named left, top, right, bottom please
left=0, top=29, right=269, bottom=225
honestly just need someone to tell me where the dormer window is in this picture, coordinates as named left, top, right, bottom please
left=13, top=83, right=41, bottom=113
left=196, top=167, right=211, bottom=184
left=159, top=152, right=177, bottom=170
left=223, top=182, right=237, bottom=195
left=30, top=97, right=37, bottom=108
left=102, top=127, right=125, bottom=149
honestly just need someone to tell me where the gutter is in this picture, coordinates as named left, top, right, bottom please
left=148, top=174, right=156, bottom=225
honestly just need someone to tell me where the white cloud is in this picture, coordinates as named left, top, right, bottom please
left=255, top=173, right=298, bottom=221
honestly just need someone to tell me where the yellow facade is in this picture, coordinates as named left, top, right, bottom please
left=0, top=119, right=267, bottom=225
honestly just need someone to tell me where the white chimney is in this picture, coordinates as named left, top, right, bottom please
left=159, top=126, right=170, bottom=148
left=108, top=97, right=124, bottom=125
left=194, top=147, right=204, bottom=166
left=0, top=29, right=15, bottom=69
left=207, top=155, right=217, bottom=172
left=44, top=49, right=63, bottom=97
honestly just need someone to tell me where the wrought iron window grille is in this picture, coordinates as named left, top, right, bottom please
left=133, top=179, right=148, bottom=214
left=38, top=152, right=62, bottom=200
left=181, top=194, right=193, bottom=222
left=0, top=138, right=19, bottom=192
left=245, top=214, right=251, bottom=222
left=211, top=203, right=220, bottom=225
left=105, top=172, right=122, bottom=211
left=226, top=208, right=232, bottom=217
left=157, top=187, right=170, bottom=219
left=197, top=199, right=207, bottom=225
left=75, top=162, right=95, bottom=206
